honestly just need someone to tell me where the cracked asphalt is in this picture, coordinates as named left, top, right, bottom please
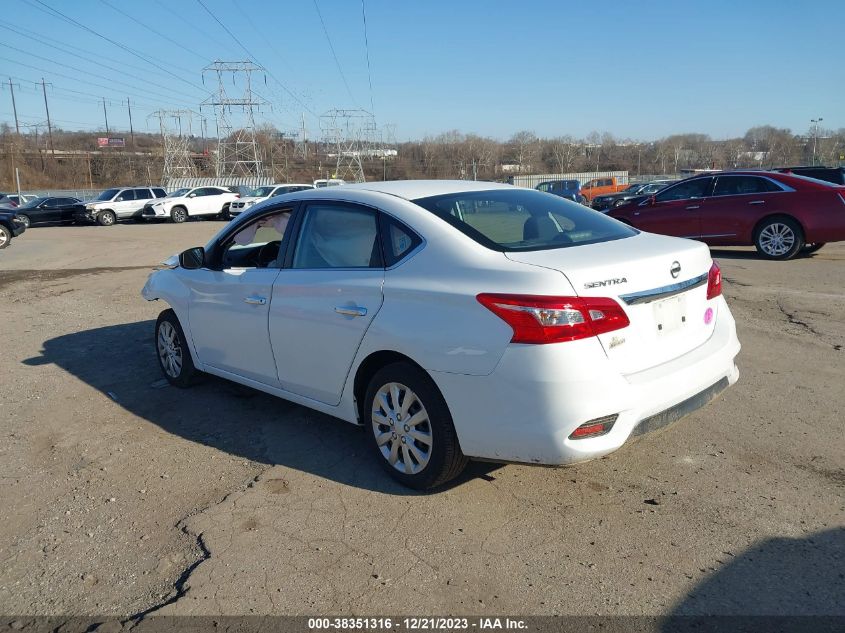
left=1, top=223, right=843, bottom=617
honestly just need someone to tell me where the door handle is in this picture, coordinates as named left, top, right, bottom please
left=685, top=205, right=700, bottom=210
left=244, top=295, right=267, bottom=305
left=748, top=200, right=765, bottom=205
left=334, top=306, right=367, bottom=317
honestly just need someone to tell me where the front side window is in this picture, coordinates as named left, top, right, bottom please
left=95, top=188, right=121, bottom=201
left=536, top=183, right=551, bottom=193
left=292, top=204, right=381, bottom=269
left=222, top=211, right=292, bottom=269
left=251, top=186, right=276, bottom=197
left=655, top=178, right=712, bottom=202
left=712, top=176, right=781, bottom=196
left=413, top=189, right=636, bottom=252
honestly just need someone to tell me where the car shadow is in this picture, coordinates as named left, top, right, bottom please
left=661, top=527, right=844, bottom=631
left=709, top=248, right=824, bottom=261
left=23, top=321, right=500, bottom=495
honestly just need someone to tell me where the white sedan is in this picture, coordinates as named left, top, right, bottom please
left=228, top=183, right=315, bottom=217
left=142, top=181, right=740, bottom=489
left=141, top=186, right=240, bottom=223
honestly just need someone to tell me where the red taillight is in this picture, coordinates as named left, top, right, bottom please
left=476, top=294, right=630, bottom=344
left=706, top=261, right=722, bottom=300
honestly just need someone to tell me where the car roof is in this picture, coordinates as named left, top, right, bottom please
left=323, top=179, right=514, bottom=200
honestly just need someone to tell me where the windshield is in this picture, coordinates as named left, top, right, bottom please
left=168, top=188, right=190, bottom=198
left=624, top=184, right=643, bottom=192
left=413, top=189, right=637, bottom=252
left=250, top=186, right=276, bottom=197
left=94, top=188, right=121, bottom=201
left=20, top=197, right=48, bottom=209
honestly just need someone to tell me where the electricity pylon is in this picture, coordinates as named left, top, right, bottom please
left=148, top=109, right=200, bottom=184
left=320, top=108, right=377, bottom=183
left=202, top=61, right=269, bottom=177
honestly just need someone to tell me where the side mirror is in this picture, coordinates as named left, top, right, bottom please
left=188, top=193, right=197, bottom=198
left=115, top=197, right=124, bottom=202
left=178, top=246, right=205, bottom=270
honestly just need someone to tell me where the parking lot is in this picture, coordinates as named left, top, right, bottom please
left=1, top=222, right=843, bottom=618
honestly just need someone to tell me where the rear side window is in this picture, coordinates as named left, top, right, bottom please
left=413, top=189, right=636, bottom=252
left=380, top=215, right=422, bottom=266
left=134, top=188, right=153, bottom=200
left=292, top=204, right=382, bottom=269
left=117, top=190, right=136, bottom=201
left=713, top=176, right=782, bottom=196
left=152, top=188, right=167, bottom=198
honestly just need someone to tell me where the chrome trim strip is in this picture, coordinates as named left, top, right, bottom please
left=619, top=272, right=708, bottom=305
left=699, top=233, right=736, bottom=238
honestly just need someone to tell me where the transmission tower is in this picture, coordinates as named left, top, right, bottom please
left=320, top=109, right=377, bottom=183
left=295, top=112, right=308, bottom=160
left=148, top=109, right=200, bottom=185
left=202, top=61, right=269, bottom=177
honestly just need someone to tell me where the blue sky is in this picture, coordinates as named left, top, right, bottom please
left=1, top=0, right=842, bottom=142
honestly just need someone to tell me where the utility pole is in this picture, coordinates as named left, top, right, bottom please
left=811, top=117, right=823, bottom=166
left=41, top=78, right=54, bottom=155
left=127, top=98, right=135, bottom=148
left=102, top=97, right=110, bottom=135
left=8, top=78, right=20, bottom=136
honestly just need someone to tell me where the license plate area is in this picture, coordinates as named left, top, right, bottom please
left=653, top=295, right=687, bottom=334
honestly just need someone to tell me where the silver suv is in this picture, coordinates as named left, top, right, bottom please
left=77, top=187, right=167, bottom=225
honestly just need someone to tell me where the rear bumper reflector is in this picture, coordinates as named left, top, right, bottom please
left=569, top=414, right=618, bottom=440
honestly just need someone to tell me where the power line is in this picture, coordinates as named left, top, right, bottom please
left=312, top=0, right=358, bottom=106
left=98, top=0, right=210, bottom=63
left=194, top=0, right=320, bottom=118
left=0, top=43, right=204, bottom=107
left=361, top=0, right=375, bottom=115
left=0, top=55, right=198, bottom=111
left=24, top=0, right=208, bottom=94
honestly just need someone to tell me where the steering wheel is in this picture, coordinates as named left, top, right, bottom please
left=254, top=241, right=281, bottom=267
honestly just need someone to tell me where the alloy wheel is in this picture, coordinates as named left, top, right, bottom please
left=371, top=382, right=433, bottom=474
left=157, top=321, right=183, bottom=378
left=758, top=223, right=795, bottom=257
left=0, top=228, right=8, bottom=248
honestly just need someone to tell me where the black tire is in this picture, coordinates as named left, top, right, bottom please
left=753, top=216, right=804, bottom=260
left=17, top=214, right=30, bottom=229
left=0, top=225, right=11, bottom=249
left=219, top=205, right=232, bottom=221
left=97, top=210, right=116, bottom=226
left=155, top=309, right=199, bottom=388
left=171, top=206, right=188, bottom=224
left=364, top=362, right=468, bottom=490
left=801, top=243, right=825, bottom=255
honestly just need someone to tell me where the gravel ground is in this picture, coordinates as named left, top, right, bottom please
left=0, top=223, right=842, bottom=618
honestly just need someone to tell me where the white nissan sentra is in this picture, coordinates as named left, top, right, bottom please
left=142, top=180, right=740, bottom=489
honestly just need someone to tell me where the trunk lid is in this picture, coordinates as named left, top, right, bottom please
left=505, top=233, right=716, bottom=375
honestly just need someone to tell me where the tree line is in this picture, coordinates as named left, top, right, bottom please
left=1, top=122, right=843, bottom=191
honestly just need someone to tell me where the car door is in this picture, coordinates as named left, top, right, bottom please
left=628, top=177, right=713, bottom=238
left=34, top=198, right=61, bottom=223
left=702, top=175, right=785, bottom=245
left=128, top=189, right=153, bottom=217
left=112, top=190, right=135, bottom=218
left=58, top=198, right=82, bottom=222
left=269, top=201, right=385, bottom=405
left=183, top=208, right=294, bottom=385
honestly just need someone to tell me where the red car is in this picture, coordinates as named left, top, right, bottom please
left=608, top=171, right=845, bottom=259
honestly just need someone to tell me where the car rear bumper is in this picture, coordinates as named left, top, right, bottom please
left=9, top=221, right=26, bottom=237
left=430, top=295, right=740, bottom=465
left=73, top=209, right=97, bottom=222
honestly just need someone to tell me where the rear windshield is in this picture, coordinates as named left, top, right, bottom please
left=413, top=189, right=637, bottom=252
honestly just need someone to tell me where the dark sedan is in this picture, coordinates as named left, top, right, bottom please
left=591, top=180, right=676, bottom=212
left=13, top=197, right=84, bottom=228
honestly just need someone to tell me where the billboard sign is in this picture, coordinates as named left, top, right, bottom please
left=97, top=137, right=126, bottom=147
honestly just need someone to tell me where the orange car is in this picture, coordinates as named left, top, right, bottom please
left=580, top=177, right=627, bottom=202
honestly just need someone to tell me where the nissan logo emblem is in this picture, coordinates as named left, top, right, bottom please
left=670, top=261, right=681, bottom=278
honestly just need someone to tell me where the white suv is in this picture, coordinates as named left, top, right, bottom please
left=141, top=187, right=240, bottom=223
left=229, top=184, right=315, bottom=217
left=79, top=187, right=167, bottom=225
